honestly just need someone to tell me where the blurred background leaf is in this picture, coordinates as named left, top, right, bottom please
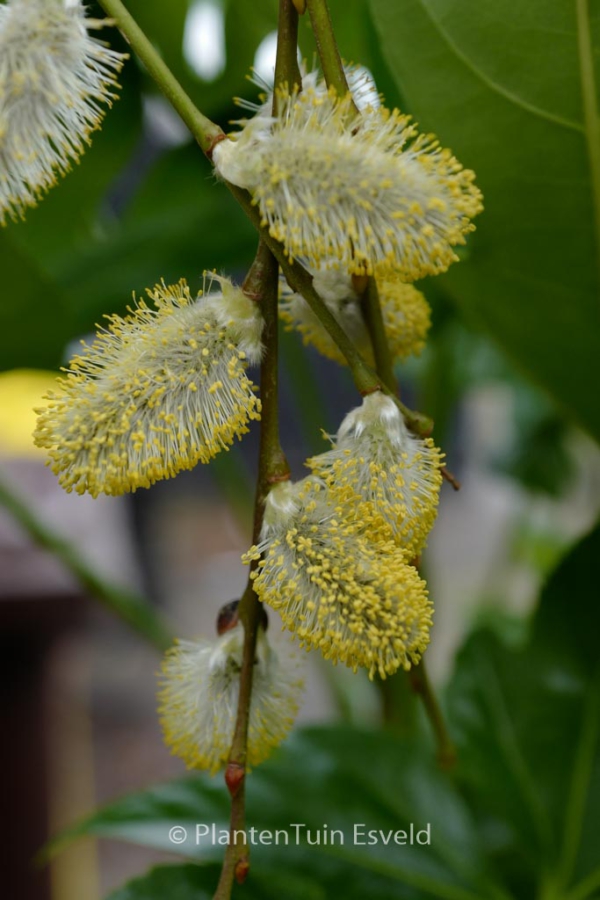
left=106, top=862, right=327, bottom=900
left=447, top=521, right=600, bottom=898
left=52, top=726, right=500, bottom=900
left=46, top=519, right=600, bottom=900
left=368, top=0, right=600, bottom=443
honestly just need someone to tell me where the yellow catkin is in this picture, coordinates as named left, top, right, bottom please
left=33, top=276, right=264, bottom=497
left=244, top=479, right=433, bottom=679
left=279, top=263, right=431, bottom=366
left=158, top=627, right=304, bottom=775
left=308, top=392, right=443, bottom=556
left=214, top=83, right=482, bottom=280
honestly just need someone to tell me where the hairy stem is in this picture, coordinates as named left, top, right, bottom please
left=0, top=471, right=172, bottom=651
left=97, top=0, right=224, bottom=154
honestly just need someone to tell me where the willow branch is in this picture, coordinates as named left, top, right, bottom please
left=97, top=0, right=224, bottom=154
left=231, top=185, right=433, bottom=433
left=273, top=0, right=302, bottom=94
left=95, top=0, right=432, bottom=436
left=0, top=470, right=172, bottom=651
left=213, top=10, right=299, bottom=892
left=212, top=242, right=287, bottom=899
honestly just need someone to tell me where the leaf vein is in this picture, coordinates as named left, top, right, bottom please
left=414, top=0, right=583, bottom=133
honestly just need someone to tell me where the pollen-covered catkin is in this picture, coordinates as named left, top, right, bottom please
left=158, top=625, right=304, bottom=775
left=213, top=83, right=482, bottom=279
left=0, top=0, right=126, bottom=223
left=279, top=263, right=431, bottom=366
left=308, top=392, right=443, bottom=555
left=33, top=276, right=263, bottom=497
left=244, top=478, right=433, bottom=679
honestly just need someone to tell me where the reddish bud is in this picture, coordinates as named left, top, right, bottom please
left=216, top=600, right=240, bottom=635
left=235, top=858, right=250, bottom=884
left=225, top=761, right=245, bottom=797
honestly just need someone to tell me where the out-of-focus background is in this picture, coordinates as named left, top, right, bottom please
left=2, top=2, right=600, bottom=899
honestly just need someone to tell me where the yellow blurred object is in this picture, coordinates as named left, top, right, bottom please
left=0, top=368, right=57, bottom=457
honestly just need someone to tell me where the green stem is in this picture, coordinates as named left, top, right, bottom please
left=409, top=661, right=456, bottom=769
left=361, top=277, right=397, bottom=393
left=306, top=0, right=352, bottom=99
left=0, top=470, right=172, bottom=651
left=97, top=0, right=224, bottom=154
left=227, top=181, right=434, bottom=434
left=226, top=186, right=432, bottom=433
left=273, top=0, right=302, bottom=97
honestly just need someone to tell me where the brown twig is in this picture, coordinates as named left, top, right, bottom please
left=212, top=243, right=289, bottom=899
left=212, top=3, right=299, bottom=894
left=441, top=466, right=461, bottom=491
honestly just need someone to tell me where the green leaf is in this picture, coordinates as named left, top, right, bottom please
left=0, top=21, right=144, bottom=371
left=106, top=865, right=219, bottom=900
left=106, top=862, right=327, bottom=900
left=447, top=521, right=600, bottom=898
left=0, top=235, right=72, bottom=371
left=50, top=727, right=500, bottom=900
left=368, top=0, right=600, bottom=442
left=61, top=144, right=257, bottom=322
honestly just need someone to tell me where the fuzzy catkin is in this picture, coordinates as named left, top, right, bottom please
left=214, top=84, right=482, bottom=279
left=34, top=277, right=263, bottom=496
left=158, top=626, right=304, bottom=774
left=0, top=0, right=126, bottom=222
left=245, top=478, right=433, bottom=679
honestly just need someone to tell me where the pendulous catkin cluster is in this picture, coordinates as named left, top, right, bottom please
left=11, top=0, right=480, bottom=767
